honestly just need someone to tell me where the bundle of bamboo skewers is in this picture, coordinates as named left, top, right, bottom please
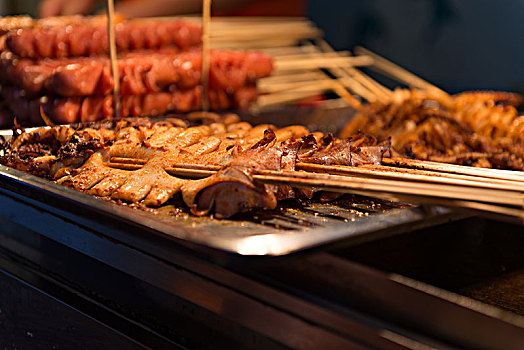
left=151, top=16, right=382, bottom=109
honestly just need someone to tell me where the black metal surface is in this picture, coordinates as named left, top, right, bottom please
left=1, top=166, right=524, bottom=348
left=337, top=217, right=524, bottom=317
left=0, top=188, right=411, bottom=349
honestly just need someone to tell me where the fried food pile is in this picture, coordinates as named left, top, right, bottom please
left=341, top=89, right=524, bottom=170
left=1, top=113, right=389, bottom=218
left=0, top=15, right=273, bottom=127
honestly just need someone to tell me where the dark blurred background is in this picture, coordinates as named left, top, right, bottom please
left=2, top=0, right=524, bottom=94
left=308, top=0, right=524, bottom=94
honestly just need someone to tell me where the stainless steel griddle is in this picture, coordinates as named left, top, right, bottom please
left=0, top=107, right=467, bottom=256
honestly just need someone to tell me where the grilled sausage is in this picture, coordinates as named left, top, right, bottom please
left=0, top=49, right=273, bottom=97
left=6, top=19, right=202, bottom=59
left=2, top=85, right=258, bottom=125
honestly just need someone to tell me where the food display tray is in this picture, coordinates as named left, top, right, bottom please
left=0, top=107, right=467, bottom=256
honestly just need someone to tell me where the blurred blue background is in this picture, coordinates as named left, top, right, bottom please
left=308, top=0, right=524, bottom=93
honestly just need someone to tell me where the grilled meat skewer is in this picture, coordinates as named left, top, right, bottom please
left=1, top=113, right=389, bottom=218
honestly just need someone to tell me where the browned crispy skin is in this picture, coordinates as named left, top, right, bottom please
left=1, top=125, right=110, bottom=177
left=0, top=49, right=273, bottom=97
left=1, top=85, right=259, bottom=126
left=6, top=19, right=202, bottom=59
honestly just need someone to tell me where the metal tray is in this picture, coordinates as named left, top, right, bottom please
left=0, top=163, right=466, bottom=256
left=0, top=107, right=467, bottom=256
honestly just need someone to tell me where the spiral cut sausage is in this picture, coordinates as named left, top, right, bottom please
left=0, top=15, right=273, bottom=128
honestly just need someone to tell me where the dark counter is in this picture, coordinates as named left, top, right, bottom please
left=1, top=184, right=524, bottom=349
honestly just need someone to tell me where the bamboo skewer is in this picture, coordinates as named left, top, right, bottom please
left=297, top=163, right=524, bottom=190
left=354, top=46, right=446, bottom=95
left=383, top=158, right=524, bottom=182
left=274, top=56, right=373, bottom=71
left=259, top=78, right=350, bottom=94
left=106, top=0, right=120, bottom=118
left=258, top=71, right=328, bottom=85
left=254, top=171, right=524, bottom=207
left=109, top=156, right=524, bottom=186
left=315, top=40, right=392, bottom=103
left=256, top=90, right=326, bottom=108
left=275, top=51, right=351, bottom=61
left=107, top=158, right=524, bottom=208
left=201, top=0, right=211, bottom=111
left=267, top=46, right=364, bottom=107
left=345, top=68, right=392, bottom=101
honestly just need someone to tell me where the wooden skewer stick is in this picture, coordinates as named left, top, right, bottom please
left=254, top=171, right=523, bottom=207
left=109, top=156, right=524, bottom=187
left=105, top=160, right=524, bottom=208
left=111, top=157, right=146, bottom=165
left=258, top=78, right=343, bottom=93
left=383, top=157, right=524, bottom=182
left=261, top=70, right=361, bottom=108
left=211, top=39, right=303, bottom=50
left=326, top=80, right=362, bottom=109
left=346, top=68, right=392, bottom=101
left=281, top=45, right=363, bottom=108
left=201, top=0, right=211, bottom=111
left=256, top=90, right=326, bottom=108
left=275, top=51, right=351, bottom=61
left=354, top=46, right=447, bottom=95
left=314, top=39, right=391, bottom=103
left=259, top=71, right=327, bottom=85
left=274, top=56, right=373, bottom=71
left=296, top=163, right=524, bottom=191
left=106, top=0, right=120, bottom=119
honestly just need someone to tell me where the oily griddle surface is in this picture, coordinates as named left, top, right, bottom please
left=118, top=194, right=410, bottom=232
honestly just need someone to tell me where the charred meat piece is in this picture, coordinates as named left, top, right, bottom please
left=299, top=132, right=389, bottom=166
left=181, top=130, right=304, bottom=218
left=1, top=125, right=110, bottom=177
left=1, top=115, right=395, bottom=218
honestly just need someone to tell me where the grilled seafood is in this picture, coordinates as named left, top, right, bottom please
left=341, top=89, right=524, bottom=170
left=1, top=113, right=389, bottom=218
